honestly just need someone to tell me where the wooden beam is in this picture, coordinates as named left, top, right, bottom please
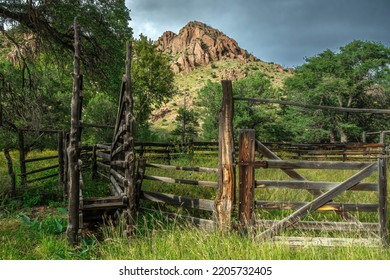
left=96, top=151, right=110, bottom=161
left=262, top=160, right=371, bottom=170
left=21, top=164, right=58, bottom=176
left=23, top=155, right=58, bottom=163
left=255, top=201, right=378, bottom=212
left=144, top=175, right=218, bottom=188
left=255, top=180, right=378, bottom=192
left=234, top=97, right=390, bottom=114
left=145, top=163, right=218, bottom=173
left=257, top=163, right=377, bottom=240
left=26, top=173, right=58, bottom=184
left=256, top=219, right=379, bottom=232
left=142, top=191, right=214, bottom=212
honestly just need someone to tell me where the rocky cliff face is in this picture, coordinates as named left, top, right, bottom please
left=157, top=21, right=259, bottom=73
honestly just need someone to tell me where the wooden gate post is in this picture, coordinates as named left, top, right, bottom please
left=238, top=129, right=256, bottom=228
left=378, top=154, right=388, bottom=247
left=18, top=130, right=27, bottom=188
left=214, top=80, right=235, bottom=230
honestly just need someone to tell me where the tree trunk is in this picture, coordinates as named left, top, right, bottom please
left=3, top=148, right=16, bottom=197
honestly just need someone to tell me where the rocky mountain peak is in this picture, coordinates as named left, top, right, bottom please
left=157, top=21, right=259, bottom=73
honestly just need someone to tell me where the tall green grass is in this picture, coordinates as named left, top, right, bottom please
left=1, top=150, right=390, bottom=259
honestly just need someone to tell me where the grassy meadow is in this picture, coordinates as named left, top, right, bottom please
left=1, top=149, right=390, bottom=260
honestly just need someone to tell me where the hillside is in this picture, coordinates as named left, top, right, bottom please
left=151, top=21, right=293, bottom=135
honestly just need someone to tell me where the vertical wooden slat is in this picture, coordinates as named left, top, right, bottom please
left=378, top=155, right=388, bottom=247
left=3, top=148, right=16, bottom=197
left=238, top=129, right=256, bottom=227
left=18, top=130, right=27, bottom=188
left=135, top=158, right=146, bottom=211
left=66, top=20, right=82, bottom=245
left=91, top=145, right=98, bottom=180
left=214, top=80, right=235, bottom=230
left=58, top=131, right=64, bottom=186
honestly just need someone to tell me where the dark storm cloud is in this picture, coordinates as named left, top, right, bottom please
left=126, top=0, right=390, bottom=68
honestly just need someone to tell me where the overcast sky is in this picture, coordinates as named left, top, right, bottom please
left=125, top=0, right=390, bottom=68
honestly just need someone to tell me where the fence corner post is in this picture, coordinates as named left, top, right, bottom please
left=238, top=129, right=256, bottom=228
left=214, top=80, right=235, bottom=230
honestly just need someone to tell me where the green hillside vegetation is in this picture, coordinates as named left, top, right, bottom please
left=151, top=58, right=292, bottom=137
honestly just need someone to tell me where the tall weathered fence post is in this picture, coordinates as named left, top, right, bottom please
left=123, top=41, right=137, bottom=237
left=66, top=20, right=82, bottom=245
left=215, top=80, right=235, bottom=230
left=238, top=129, right=256, bottom=228
left=378, top=154, right=388, bottom=247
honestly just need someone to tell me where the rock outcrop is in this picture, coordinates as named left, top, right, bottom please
left=157, top=21, right=259, bottom=73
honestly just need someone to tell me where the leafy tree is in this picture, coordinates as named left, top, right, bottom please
left=171, top=107, right=200, bottom=142
left=198, top=73, right=284, bottom=141
left=83, top=91, right=116, bottom=144
left=131, top=34, right=177, bottom=139
left=284, top=41, right=390, bottom=143
left=0, top=0, right=132, bottom=93
left=0, top=1, right=132, bottom=150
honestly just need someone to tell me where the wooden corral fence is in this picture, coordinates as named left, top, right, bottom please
left=82, top=79, right=389, bottom=247
left=62, top=21, right=389, bottom=246
left=96, top=141, right=385, bottom=163
left=92, top=142, right=220, bottom=230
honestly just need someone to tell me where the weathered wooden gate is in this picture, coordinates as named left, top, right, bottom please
left=237, top=131, right=388, bottom=247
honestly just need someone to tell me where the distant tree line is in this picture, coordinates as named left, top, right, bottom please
left=196, top=40, right=390, bottom=143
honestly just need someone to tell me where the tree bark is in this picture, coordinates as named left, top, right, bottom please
left=3, top=148, right=16, bottom=197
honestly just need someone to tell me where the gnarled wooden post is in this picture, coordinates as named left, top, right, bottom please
left=66, top=20, right=82, bottom=245
left=123, top=41, right=137, bottom=237
left=214, top=80, right=235, bottom=230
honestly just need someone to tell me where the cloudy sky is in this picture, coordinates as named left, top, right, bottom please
left=125, top=0, right=390, bottom=68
